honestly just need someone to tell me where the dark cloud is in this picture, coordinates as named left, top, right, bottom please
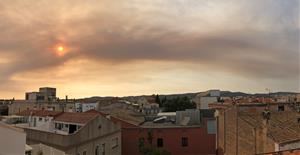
left=0, top=0, right=299, bottom=94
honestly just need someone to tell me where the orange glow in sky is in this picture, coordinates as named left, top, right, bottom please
left=56, top=45, right=67, bottom=56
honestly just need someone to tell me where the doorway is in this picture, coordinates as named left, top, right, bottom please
left=69, top=124, right=77, bottom=134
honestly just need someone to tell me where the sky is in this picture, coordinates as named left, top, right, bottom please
left=0, top=0, right=299, bottom=99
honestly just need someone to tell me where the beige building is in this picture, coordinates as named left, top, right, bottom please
left=16, top=110, right=121, bottom=155
left=8, top=100, right=76, bottom=115
left=212, top=103, right=300, bottom=155
left=0, top=122, right=30, bottom=155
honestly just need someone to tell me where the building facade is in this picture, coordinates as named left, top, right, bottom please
left=0, top=122, right=28, bottom=155
left=213, top=103, right=300, bottom=155
left=16, top=110, right=121, bottom=155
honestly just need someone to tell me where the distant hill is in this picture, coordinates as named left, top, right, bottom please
left=220, top=91, right=249, bottom=97
left=77, top=91, right=299, bottom=102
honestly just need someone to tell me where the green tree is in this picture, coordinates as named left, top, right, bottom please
left=163, top=96, right=195, bottom=112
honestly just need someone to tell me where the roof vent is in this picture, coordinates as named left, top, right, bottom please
left=262, top=109, right=271, bottom=121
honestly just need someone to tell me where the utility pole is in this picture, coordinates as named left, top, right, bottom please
left=236, top=104, right=239, bottom=155
left=265, top=88, right=272, bottom=106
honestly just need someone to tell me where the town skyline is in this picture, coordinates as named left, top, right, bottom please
left=2, top=86, right=300, bottom=100
left=0, top=0, right=299, bottom=99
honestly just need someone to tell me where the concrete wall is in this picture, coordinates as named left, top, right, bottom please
left=67, top=131, right=121, bottom=155
left=0, top=123, right=26, bottom=155
left=199, top=97, right=218, bottom=109
left=176, top=109, right=201, bottom=125
left=25, top=115, right=121, bottom=155
left=30, top=143, right=65, bottom=155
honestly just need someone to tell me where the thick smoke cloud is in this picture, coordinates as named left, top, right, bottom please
left=0, top=0, right=299, bottom=96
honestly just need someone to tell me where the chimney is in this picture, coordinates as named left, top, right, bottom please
left=66, top=95, right=68, bottom=102
left=262, top=107, right=271, bottom=123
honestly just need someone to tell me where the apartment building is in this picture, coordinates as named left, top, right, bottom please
left=25, top=87, right=57, bottom=102
left=15, top=110, right=121, bottom=155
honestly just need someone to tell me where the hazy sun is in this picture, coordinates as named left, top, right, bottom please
left=58, top=46, right=64, bottom=52
left=56, top=45, right=67, bottom=56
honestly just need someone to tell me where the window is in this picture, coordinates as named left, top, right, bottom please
left=95, top=145, right=100, bottom=155
left=55, top=123, right=63, bottom=130
left=278, top=105, right=285, bottom=112
left=102, top=143, right=105, bottom=155
left=182, top=137, right=188, bottom=147
left=157, top=138, right=163, bottom=147
left=111, top=138, right=118, bottom=148
left=138, top=138, right=145, bottom=148
left=83, top=151, right=86, bottom=155
left=25, top=151, right=31, bottom=155
left=65, top=124, right=69, bottom=128
left=207, top=120, right=216, bottom=134
left=39, top=117, right=42, bottom=121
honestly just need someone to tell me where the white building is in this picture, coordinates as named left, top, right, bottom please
left=199, top=97, right=219, bottom=109
left=0, top=122, right=28, bottom=155
left=193, top=90, right=220, bottom=109
left=18, top=110, right=62, bottom=131
left=208, top=89, right=221, bottom=97
left=75, top=102, right=98, bottom=112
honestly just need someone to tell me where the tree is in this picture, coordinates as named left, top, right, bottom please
left=163, top=96, right=196, bottom=112
left=155, top=94, right=161, bottom=106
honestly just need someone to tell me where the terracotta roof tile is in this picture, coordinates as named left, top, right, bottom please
left=54, top=112, right=98, bottom=124
left=85, top=109, right=139, bottom=128
left=18, top=110, right=62, bottom=117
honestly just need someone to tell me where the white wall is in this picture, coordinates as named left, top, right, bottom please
left=200, top=97, right=218, bottom=109
left=75, top=103, right=97, bottom=112
left=82, top=103, right=97, bottom=112
left=209, top=90, right=221, bottom=97
left=30, top=143, right=65, bottom=155
left=28, top=116, right=53, bottom=131
left=0, top=123, right=26, bottom=155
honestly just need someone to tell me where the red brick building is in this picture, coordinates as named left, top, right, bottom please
left=121, top=118, right=216, bottom=155
left=87, top=109, right=216, bottom=155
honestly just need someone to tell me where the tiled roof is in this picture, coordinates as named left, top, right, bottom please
left=53, top=112, right=98, bottom=124
left=239, top=111, right=300, bottom=144
left=85, top=109, right=139, bottom=128
left=18, top=110, right=62, bottom=117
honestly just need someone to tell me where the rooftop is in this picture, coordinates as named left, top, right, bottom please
left=141, top=121, right=202, bottom=128
left=239, top=111, right=300, bottom=144
left=18, top=110, right=62, bottom=117
left=85, top=109, right=139, bottom=128
left=54, top=112, right=98, bottom=124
